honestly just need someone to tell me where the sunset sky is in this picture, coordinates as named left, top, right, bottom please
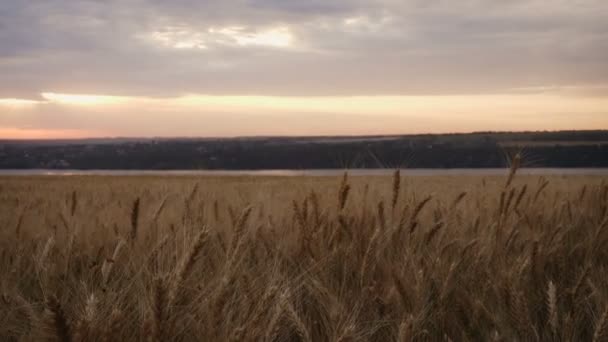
left=1, top=0, right=607, bottom=139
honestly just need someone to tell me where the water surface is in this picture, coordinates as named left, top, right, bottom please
left=1, top=168, right=607, bottom=176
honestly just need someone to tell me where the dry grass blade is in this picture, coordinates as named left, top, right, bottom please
left=168, top=227, right=210, bottom=305
left=38, top=236, right=55, bottom=270
left=129, top=197, right=140, bottom=242
left=505, top=152, right=521, bottom=188
left=514, top=185, right=528, bottom=210
left=360, top=226, right=381, bottom=285
left=151, top=197, right=168, bottom=222
left=101, top=239, right=126, bottom=285
left=547, top=280, right=558, bottom=333
left=409, top=196, right=432, bottom=234
left=594, top=305, right=608, bottom=342
left=377, top=201, right=386, bottom=230
left=264, top=293, right=288, bottom=341
left=229, top=206, right=253, bottom=255
left=392, top=169, right=401, bottom=211
left=336, top=324, right=356, bottom=342
left=423, top=221, right=444, bottom=246
left=14, top=209, right=25, bottom=238
left=149, top=277, right=168, bottom=342
left=101, top=309, right=123, bottom=342
left=43, top=296, right=72, bottom=342
left=70, top=190, right=78, bottom=217
left=338, top=172, right=351, bottom=210
left=285, top=301, right=312, bottom=342
left=451, top=191, right=467, bottom=209
left=397, top=317, right=413, bottom=342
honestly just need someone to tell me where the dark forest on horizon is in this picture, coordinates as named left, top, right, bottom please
left=1, top=130, right=607, bottom=169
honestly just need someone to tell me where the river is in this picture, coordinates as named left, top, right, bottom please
left=1, top=168, right=607, bottom=176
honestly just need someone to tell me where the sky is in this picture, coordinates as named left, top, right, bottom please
left=1, top=0, right=607, bottom=139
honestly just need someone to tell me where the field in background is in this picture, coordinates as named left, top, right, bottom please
left=1, top=173, right=608, bottom=341
left=498, top=141, right=608, bottom=147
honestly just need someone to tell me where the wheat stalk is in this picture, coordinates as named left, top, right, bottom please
left=168, top=227, right=210, bottom=306
left=70, top=190, right=78, bottom=217
left=546, top=280, right=558, bottom=333
left=151, top=197, right=168, bottom=223
left=149, top=276, right=168, bottom=342
left=43, top=296, right=72, bottom=342
left=285, top=301, right=312, bottom=342
left=101, top=239, right=126, bottom=285
left=338, top=172, right=351, bottom=211
left=594, top=305, right=608, bottom=342
left=391, top=169, right=401, bottom=211
left=505, top=152, right=521, bottom=188
left=129, top=197, right=140, bottom=242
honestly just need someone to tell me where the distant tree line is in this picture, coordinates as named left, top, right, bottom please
left=1, top=131, right=607, bottom=169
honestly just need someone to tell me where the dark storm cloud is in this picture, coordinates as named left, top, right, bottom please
left=0, top=0, right=607, bottom=98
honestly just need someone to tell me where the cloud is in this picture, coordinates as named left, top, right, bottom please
left=0, top=0, right=607, bottom=99
left=142, top=25, right=294, bottom=50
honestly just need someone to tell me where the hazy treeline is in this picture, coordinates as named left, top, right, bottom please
left=1, top=130, right=607, bottom=169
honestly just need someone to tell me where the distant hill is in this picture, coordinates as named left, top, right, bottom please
left=1, top=130, right=607, bottom=169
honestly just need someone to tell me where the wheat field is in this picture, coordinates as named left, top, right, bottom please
left=1, top=171, right=607, bottom=341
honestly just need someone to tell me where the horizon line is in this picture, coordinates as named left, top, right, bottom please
left=1, top=129, right=607, bottom=142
